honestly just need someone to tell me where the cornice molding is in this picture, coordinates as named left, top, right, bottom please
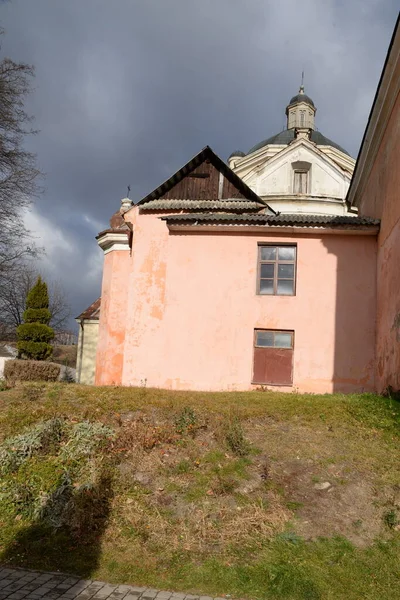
left=238, top=138, right=352, bottom=186
left=97, top=231, right=130, bottom=255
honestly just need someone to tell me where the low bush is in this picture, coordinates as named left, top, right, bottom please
left=4, top=359, right=60, bottom=386
left=0, top=418, right=65, bottom=475
left=224, top=416, right=250, bottom=457
left=0, top=418, right=115, bottom=537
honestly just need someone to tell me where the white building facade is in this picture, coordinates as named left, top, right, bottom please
left=228, top=85, right=355, bottom=216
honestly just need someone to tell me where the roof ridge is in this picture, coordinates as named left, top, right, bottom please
left=136, top=146, right=275, bottom=213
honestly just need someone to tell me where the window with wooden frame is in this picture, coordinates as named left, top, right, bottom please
left=253, top=329, right=294, bottom=385
left=293, top=169, right=308, bottom=194
left=257, top=245, right=296, bottom=296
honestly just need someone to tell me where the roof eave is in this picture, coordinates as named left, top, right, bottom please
left=346, top=15, right=400, bottom=209
left=165, top=223, right=379, bottom=236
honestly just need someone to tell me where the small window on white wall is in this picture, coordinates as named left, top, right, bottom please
left=292, top=161, right=311, bottom=195
left=300, top=110, right=305, bottom=127
left=293, top=170, right=308, bottom=194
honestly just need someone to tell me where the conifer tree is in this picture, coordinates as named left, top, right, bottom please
left=17, top=276, right=54, bottom=360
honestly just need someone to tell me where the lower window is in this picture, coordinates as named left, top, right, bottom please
left=252, top=329, right=294, bottom=385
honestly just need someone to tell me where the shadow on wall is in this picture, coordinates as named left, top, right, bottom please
left=322, top=234, right=377, bottom=393
left=0, top=471, right=113, bottom=578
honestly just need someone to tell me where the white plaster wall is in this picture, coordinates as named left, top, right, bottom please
left=262, top=197, right=348, bottom=215
left=238, top=141, right=353, bottom=215
left=76, top=320, right=99, bottom=385
left=0, top=357, right=11, bottom=379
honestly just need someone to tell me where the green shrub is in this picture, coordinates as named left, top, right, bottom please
left=60, top=421, right=115, bottom=460
left=384, top=509, right=399, bottom=529
left=17, top=276, right=54, bottom=360
left=0, top=418, right=65, bottom=475
left=17, top=341, right=53, bottom=361
left=4, top=359, right=60, bottom=385
left=0, top=418, right=115, bottom=536
left=175, top=406, right=197, bottom=434
left=23, top=308, right=51, bottom=324
left=225, top=417, right=250, bottom=457
left=17, top=323, right=54, bottom=342
left=25, top=277, right=50, bottom=309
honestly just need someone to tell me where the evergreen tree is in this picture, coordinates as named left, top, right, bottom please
left=17, top=276, right=54, bottom=360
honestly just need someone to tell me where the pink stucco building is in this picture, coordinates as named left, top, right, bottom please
left=76, top=18, right=399, bottom=395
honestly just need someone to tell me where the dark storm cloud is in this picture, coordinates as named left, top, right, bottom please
left=1, top=0, right=398, bottom=326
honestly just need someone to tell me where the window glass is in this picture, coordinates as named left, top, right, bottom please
left=260, top=279, right=274, bottom=294
left=274, top=332, right=293, bottom=348
left=278, top=247, right=295, bottom=261
left=256, top=331, right=274, bottom=347
left=277, top=280, right=294, bottom=295
left=278, top=264, right=294, bottom=278
left=258, top=245, right=296, bottom=296
left=261, top=246, right=276, bottom=261
left=261, top=263, right=275, bottom=278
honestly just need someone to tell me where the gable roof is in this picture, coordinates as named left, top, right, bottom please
left=136, top=145, right=275, bottom=213
left=76, top=297, right=101, bottom=321
left=241, top=136, right=353, bottom=186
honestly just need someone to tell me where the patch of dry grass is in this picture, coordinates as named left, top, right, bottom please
left=1, top=383, right=400, bottom=599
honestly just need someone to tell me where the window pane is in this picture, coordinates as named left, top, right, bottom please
left=260, top=279, right=274, bottom=294
left=278, top=264, right=294, bottom=278
left=278, top=246, right=295, bottom=261
left=260, top=246, right=276, bottom=261
left=274, top=332, right=293, bottom=348
left=261, top=263, right=275, bottom=278
left=256, top=331, right=274, bottom=347
left=277, top=280, right=294, bottom=295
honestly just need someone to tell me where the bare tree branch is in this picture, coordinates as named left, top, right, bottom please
left=0, top=30, right=43, bottom=282
left=0, top=262, right=71, bottom=335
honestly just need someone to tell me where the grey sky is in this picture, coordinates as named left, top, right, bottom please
left=1, top=0, right=398, bottom=328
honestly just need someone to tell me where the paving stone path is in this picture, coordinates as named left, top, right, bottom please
left=0, top=568, right=228, bottom=600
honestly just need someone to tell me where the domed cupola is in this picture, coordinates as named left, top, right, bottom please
left=286, top=84, right=316, bottom=131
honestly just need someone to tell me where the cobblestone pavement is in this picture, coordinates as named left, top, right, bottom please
left=0, top=568, right=228, bottom=600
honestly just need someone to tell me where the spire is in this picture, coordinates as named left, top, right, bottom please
left=299, top=71, right=305, bottom=93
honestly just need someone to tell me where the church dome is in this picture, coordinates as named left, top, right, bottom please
left=244, top=83, right=351, bottom=157
left=246, top=129, right=351, bottom=156
left=288, top=92, right=315, bottom=108
left=228, top=150, right=246, bottom=159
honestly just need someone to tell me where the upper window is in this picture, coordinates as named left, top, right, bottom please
left=293, top=170, right=308, bottom=194
left=300, top=110, right=305, bottom=127
left=257, top=245, right=296, bottom=296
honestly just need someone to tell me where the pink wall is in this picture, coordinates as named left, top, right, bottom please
left=357, top=93, right=400, bottom=393
left=98, top=209, right=377, bottom=393
left=95, top=248, right=131, bottom=385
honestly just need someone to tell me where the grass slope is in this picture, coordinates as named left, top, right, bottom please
left=0, top=383, right=400, bottom=600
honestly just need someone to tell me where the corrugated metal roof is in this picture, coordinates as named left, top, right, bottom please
left=161, top=213, right=380, bottom=227
left=140, top=199, right=264, bottom=211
